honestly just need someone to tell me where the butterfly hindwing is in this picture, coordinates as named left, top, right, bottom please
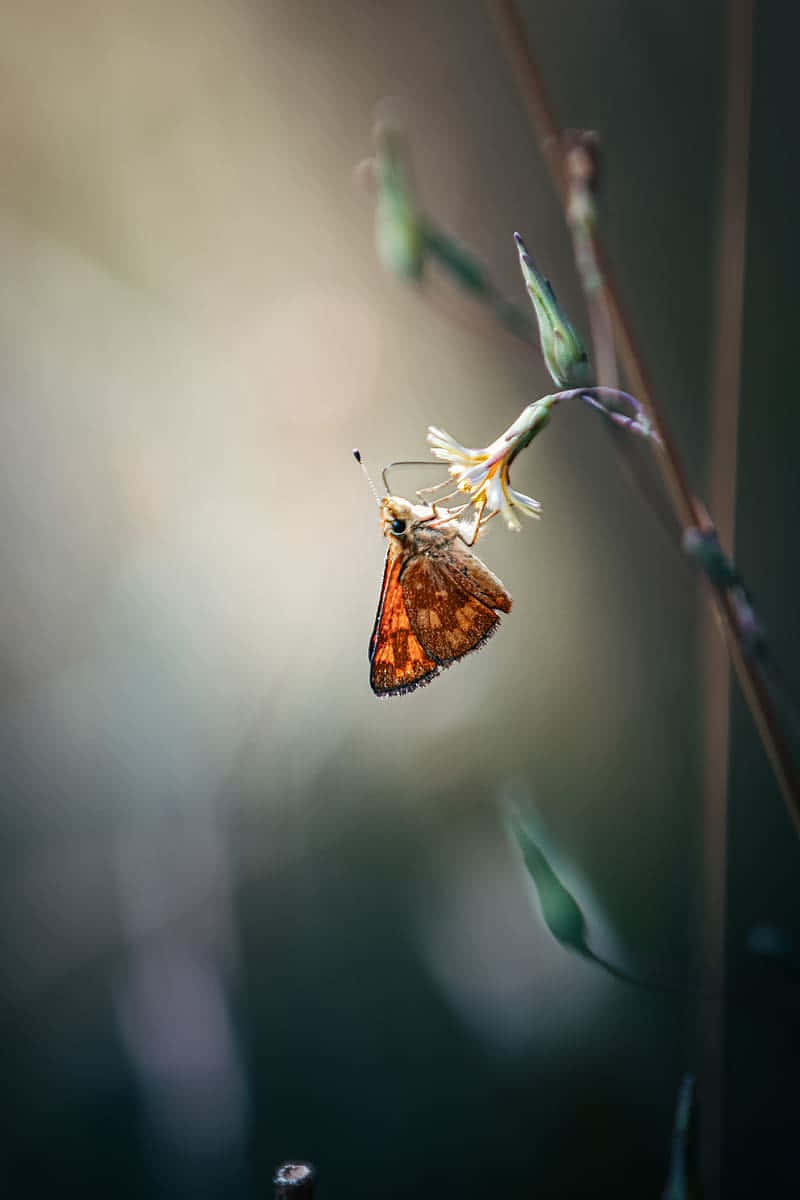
left=369, top=548, right=440, bottom=696
left=446, top=539, right=512, bottom=614
left=399, top=553, right=502, bottom=664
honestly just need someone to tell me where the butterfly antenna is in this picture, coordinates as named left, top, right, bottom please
left=353, top=448, right=382, bottom=505
left=380, top=459, right=444, bottom=493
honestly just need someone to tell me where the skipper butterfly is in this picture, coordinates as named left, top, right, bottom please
left=368, top=494, right=512, bottom=696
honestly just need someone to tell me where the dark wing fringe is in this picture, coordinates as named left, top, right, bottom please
left=372, top=665, right=440, bottom=697
left=371, top=615, right=502, bottom=697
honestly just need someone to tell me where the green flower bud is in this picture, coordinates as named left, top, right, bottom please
left=515, top=232, right=593, bottom=388
left=373, top=121, right=425, bottom=280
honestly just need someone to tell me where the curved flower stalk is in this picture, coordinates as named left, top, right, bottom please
left=560, top=385, right=662, bottom=445
left=427, top=383, right=660, bottom=535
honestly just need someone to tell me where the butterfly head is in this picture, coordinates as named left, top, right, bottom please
left=380, top=495, right=433, bottom=543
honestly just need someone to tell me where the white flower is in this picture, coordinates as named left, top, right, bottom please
left=427, top=401, right=552, bottom=532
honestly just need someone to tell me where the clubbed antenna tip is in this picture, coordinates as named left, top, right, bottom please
left=353, top=448, right=381, bottom=505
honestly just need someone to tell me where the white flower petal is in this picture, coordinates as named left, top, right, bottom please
left=459, top=462, right=491, bottom=487
left=507, top=485, right=542, bottom=518
left=484, top=472, right=506, bottom=515
left=426, top=426, right=476, bottom=464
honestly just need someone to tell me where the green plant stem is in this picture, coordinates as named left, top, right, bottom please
left=423, top=221, right=538, bottom=347
left=487, top=0, right=800, bottom=835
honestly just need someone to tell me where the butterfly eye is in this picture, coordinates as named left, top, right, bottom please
left=391, top=518, right=407, bottom=535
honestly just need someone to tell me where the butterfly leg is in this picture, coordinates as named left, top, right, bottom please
left=457, top=497, right=503, bottom=546
left=416, top=476, right=458, bottom=501
left=429, top=496, right=496, bottom=545
left=427, top=497, right=495, bottom=544
left=419, top=484, right=467, bottom=508
left=427, top=499, right=470, bottom=527
left=458, top=496, right=489, bottom=546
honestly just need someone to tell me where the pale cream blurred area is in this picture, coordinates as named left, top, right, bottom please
left=0, top=0, right=694, bottom=808
left=0, top=2, right=710, bottom=1194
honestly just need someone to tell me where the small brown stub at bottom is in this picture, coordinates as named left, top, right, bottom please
left=274, top=1161, right=316, bottom=1197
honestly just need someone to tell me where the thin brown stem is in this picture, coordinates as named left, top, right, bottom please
left=487, top=0, right=800, bottom=834
left=564, top=133, right=619, bottom=389
left=699, top=4, right=754, bottom=1195
left=487, top=0, right=566, bottom=201
left=572, top=225, right=619, bottom=389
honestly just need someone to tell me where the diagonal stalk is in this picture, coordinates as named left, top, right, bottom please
left=487, top=0, right=800, bottom=834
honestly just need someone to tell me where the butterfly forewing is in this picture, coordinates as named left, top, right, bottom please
left=369, top=549, right=439, bottom=695
left=369, top=544, right=395, bottom=663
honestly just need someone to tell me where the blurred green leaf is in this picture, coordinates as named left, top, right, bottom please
left=662, top=1073, right=701, bottom=1200
left=508, top=811, right=666, bottom=990
left=368, top=120, right=535, bottom=344
left=509, top=812, right=588, bottom=953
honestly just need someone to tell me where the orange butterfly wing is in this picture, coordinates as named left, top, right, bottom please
left=369, top=547, right=440, bottom=696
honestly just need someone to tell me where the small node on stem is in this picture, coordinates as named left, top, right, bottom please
left=682, top=527, right=740, bottom=590
left=563, top=129, right=602, bottom=196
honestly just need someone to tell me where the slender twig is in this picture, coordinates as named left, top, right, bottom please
left=419, top=272, right=537, bottom=355
left=700, top=5, right=754, bottom=1195
left=487, top=0, right=800, bottom=833
left=422, top=222, right=538, bottom=346
left=561, top=137, right=681, bottom=544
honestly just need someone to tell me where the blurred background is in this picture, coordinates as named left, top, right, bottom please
left=1, top=1, right=797, bottom=1196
